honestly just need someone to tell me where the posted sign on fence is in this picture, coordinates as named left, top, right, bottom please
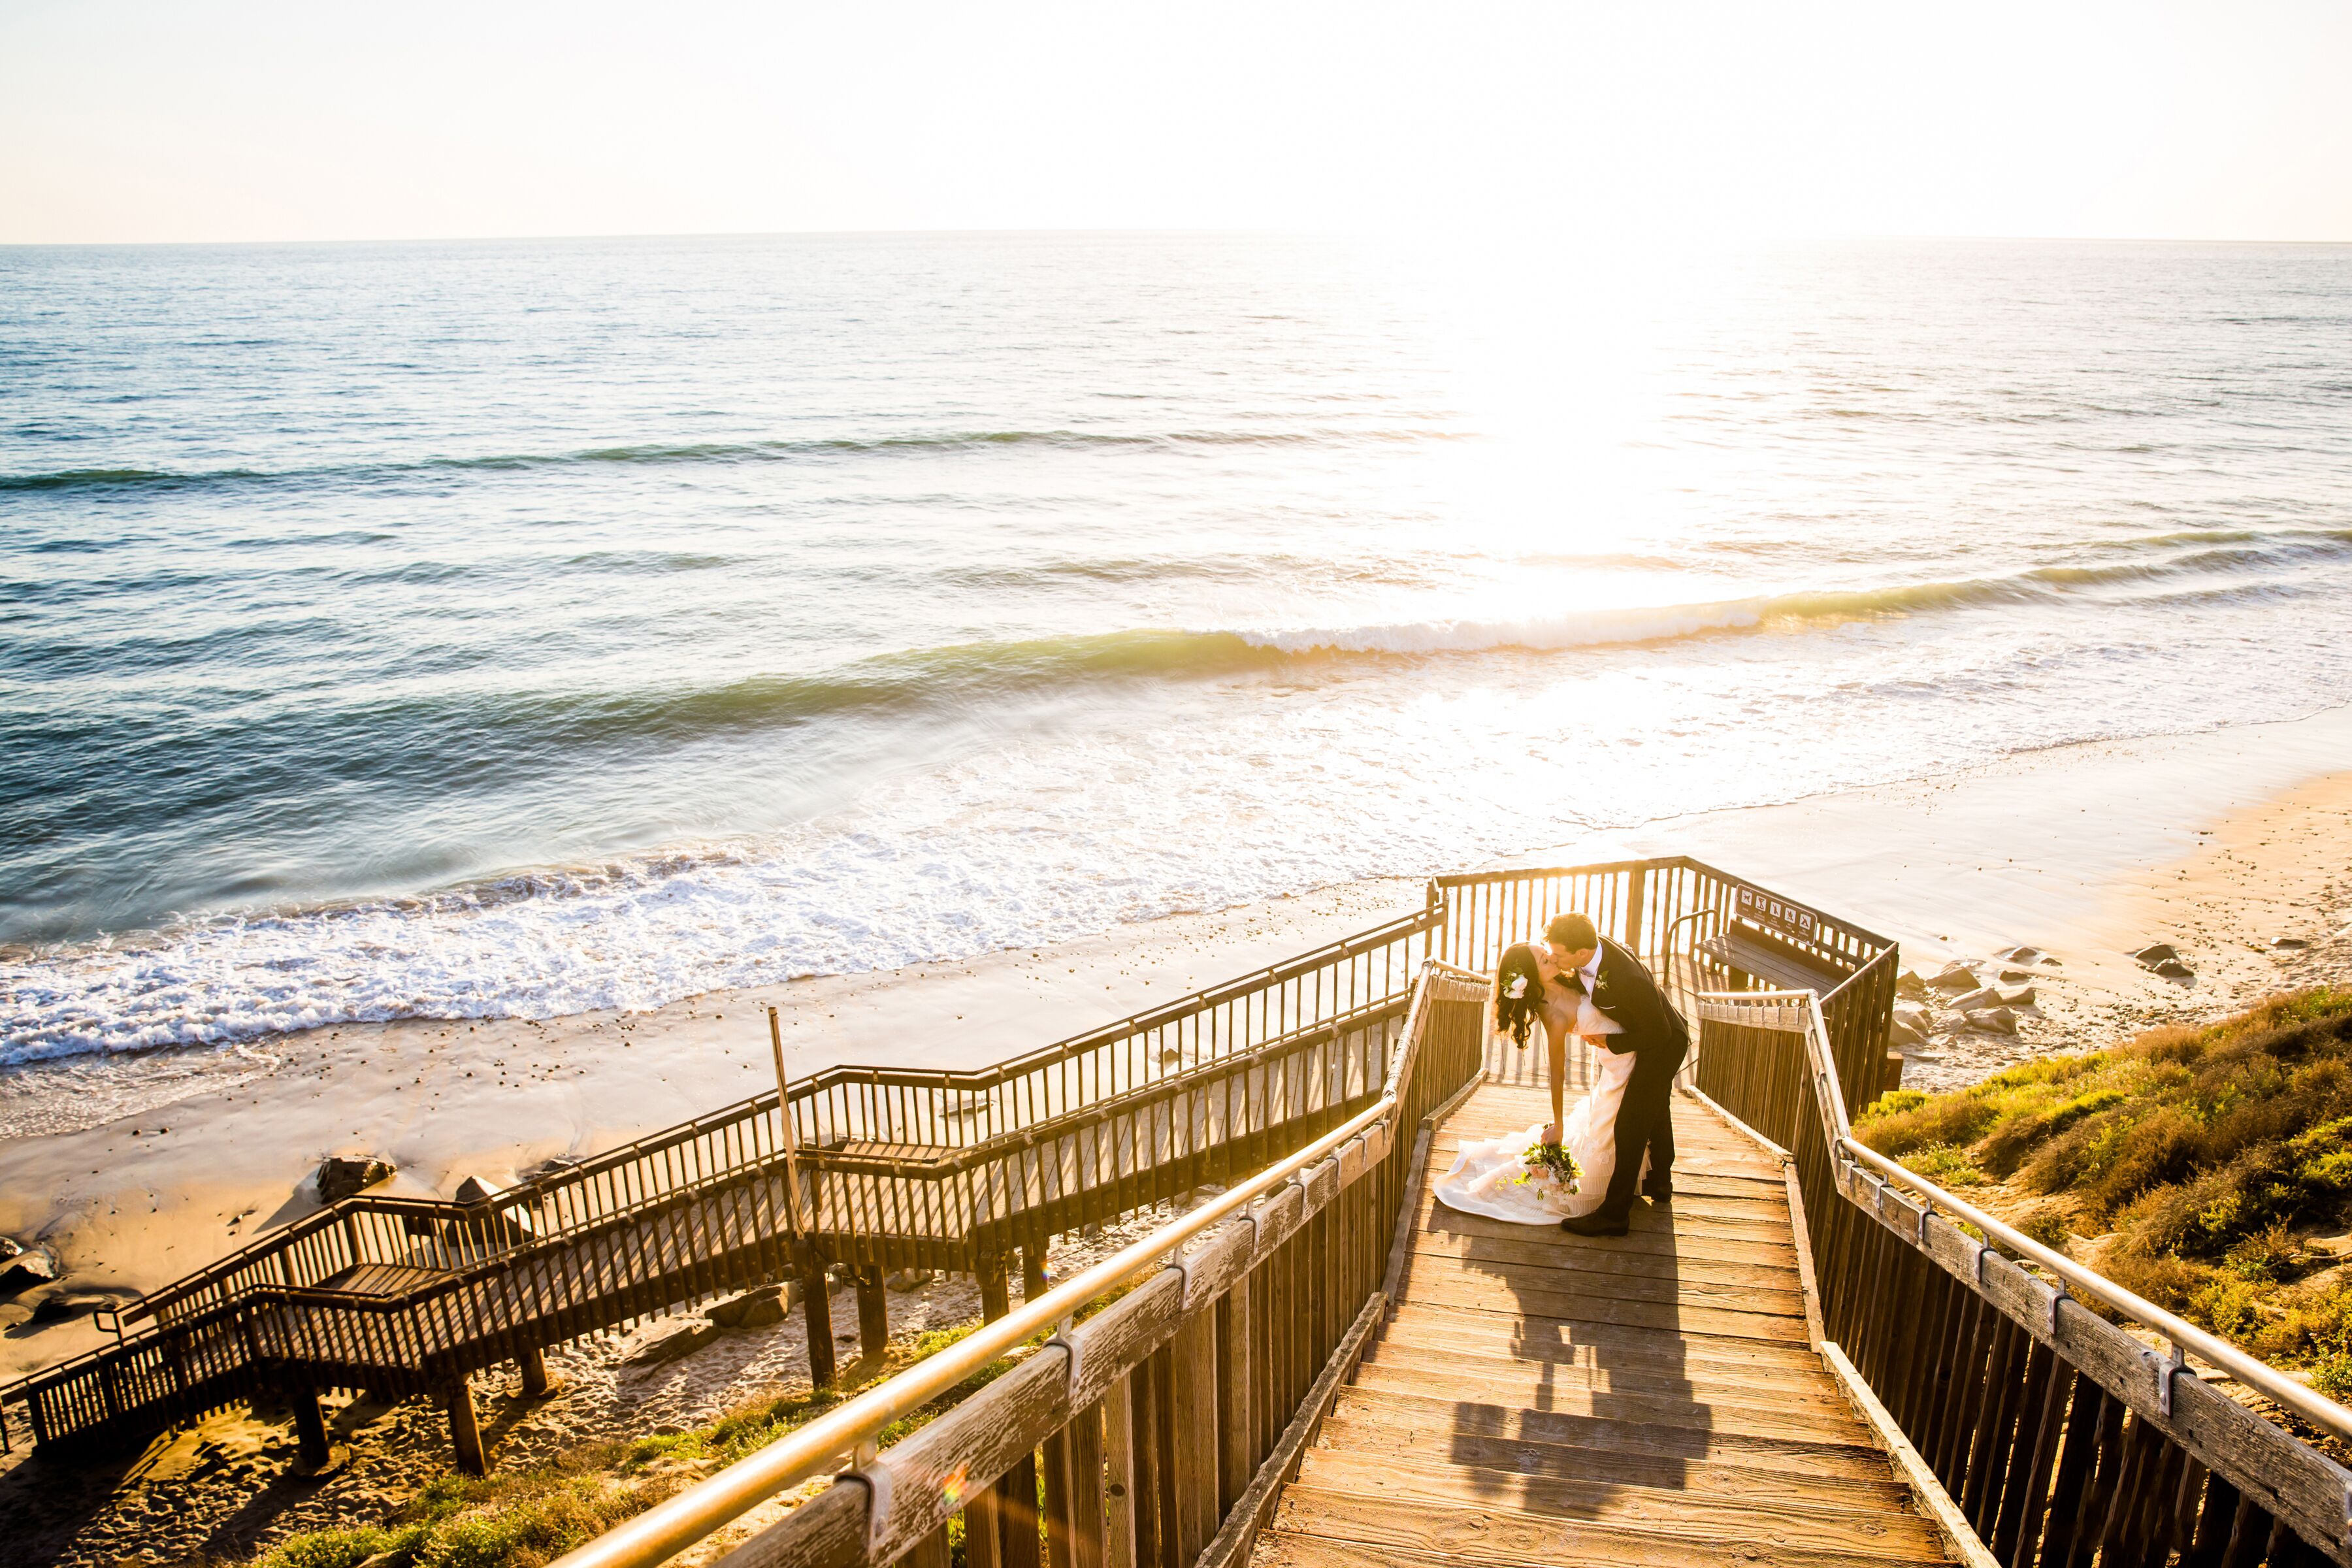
left=1735, top=885, right=1820, bottom=943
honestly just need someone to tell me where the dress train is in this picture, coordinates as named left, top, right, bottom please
left=1433, top=1004, right=1648, bottom=1224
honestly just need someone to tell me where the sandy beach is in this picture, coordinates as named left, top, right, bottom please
left=5, top=708, right=2350, bottom=1565
left=8, top=705, right=2352, bottom=1377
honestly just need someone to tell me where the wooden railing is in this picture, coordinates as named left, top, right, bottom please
left=1, top=913, right=1439, bottom=1456
left=545, top=962, right=1496, bottom=1568
left=1, top=855, right=1886, bottom=1470
left=1433, top=855, right=1891, bottom=992
left=1433, top=856, right=1902, bottom=1109
left=122, top=909, right=1444, bottom=1334
left=1694, top=989, right=2352, bottom=1568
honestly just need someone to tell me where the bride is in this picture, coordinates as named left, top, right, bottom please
left=1434, top=941, right=1646, bottom=1223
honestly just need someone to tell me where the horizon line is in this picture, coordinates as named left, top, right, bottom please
left=8, top=226, right=2352, bottom=252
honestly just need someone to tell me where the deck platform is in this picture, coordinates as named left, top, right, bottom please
left=1252, top=1045, right=1952, bottom=1568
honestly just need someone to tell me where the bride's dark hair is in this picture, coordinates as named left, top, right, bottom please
left=1494, top=943, right=1546, bottom=1047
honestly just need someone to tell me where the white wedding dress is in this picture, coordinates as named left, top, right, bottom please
left=1434, top=996, right=1646, bottom=1224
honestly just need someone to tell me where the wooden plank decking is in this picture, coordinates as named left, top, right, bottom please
left=1252, top=1048, right=1952, bottom=1568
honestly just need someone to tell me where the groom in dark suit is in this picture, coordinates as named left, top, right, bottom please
left=1547, top=913, right=1690, bottom=1239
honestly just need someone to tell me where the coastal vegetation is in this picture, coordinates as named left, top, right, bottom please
left=241, top=1320, right=1019, bottom=1568
left=1856, top=987, right=2352, bottom=1406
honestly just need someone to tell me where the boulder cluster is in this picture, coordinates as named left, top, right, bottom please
left=1892, top=943, right=2061, bottom=1050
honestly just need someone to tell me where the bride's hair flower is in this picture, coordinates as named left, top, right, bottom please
left=1492, top=943, right=1546, bottom=1049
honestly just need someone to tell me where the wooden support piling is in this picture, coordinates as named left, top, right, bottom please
left=799, top=1245, right=838, bottom=1392
left=286, top=1380, right=330, bottom=1472
left=519, top=1343, right=555, bottom=1399
left=854, top=1266, right=889, bottom=1364
left=443, top=1372, right=487, bottom=1476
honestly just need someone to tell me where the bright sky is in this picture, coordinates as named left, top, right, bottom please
left=4, top=1, right=2349, bottom=245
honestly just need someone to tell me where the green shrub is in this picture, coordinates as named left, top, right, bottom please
left=1979, top=1088, right=2128, bottom=1178
left=1861, top=1093, right=2001, bottom=1159
left=255, top=1528, right=421, bottom=1568
left=2257, top=1282, right=2352, bottom=1366
left=2223, top=1221, right=2298, bottom=1282
left=2291, top=1117, right=2352, bottom=1191
left=413, top=1482, right=628, bottom=1568
left=1899, top=1142, right=1984, bottom=1188
left=2188, top=1275, right=2263, bottom=1342
left=2100, top=1249, right=2201, bottom=1313
left=2314, top=1342, right=2352, bottom=1405
left=1863, top=1088, right=1926, bottom=1120
left=1867, top=988, right=2352, bottom=1399
left=2014, top=1204, right=2072, bottom=1249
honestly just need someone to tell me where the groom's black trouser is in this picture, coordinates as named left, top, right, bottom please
left=1597, top=1039, right=1687, bottom=1220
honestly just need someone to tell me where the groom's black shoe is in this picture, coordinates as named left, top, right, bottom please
left=1643, top=1179, right=1674, bottom=1201
left=1561, top=1212, right=1630, bottom=1238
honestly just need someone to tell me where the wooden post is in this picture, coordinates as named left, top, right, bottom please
left=443, top=1372, right=487, bottom=1475
left=966, top=1256, right=1017, bottom=1568
left=1067, top=1397, right=1108, bottom=1568
left=1020, top=1241, right=1049, bottom=1303
left=1132, top=1350, right=1166, bottom=1568
left=1168, top=1311, right=1217, bottom=1564
left=1041, top=1399, right=1076, bottom=1568
left=799, top=1245, right=838, bottom=1390
left=1103, top=1370, right=1138, bottom=1568
left=768, top=1006, right=809, bottom=1238
left=519, top=1343, right=556, bottom=1399
left=1022, top=1241, right=1079, bottom=1568
left=979, top=1253, right=1013, bottom=1320
left=1215, top=1273, right=1252, bottom=1512
left=1000, top=1252, right=1043, bottom=1568
left=855, top=1266, right=889, bottom=1363
left=287, top=1380, right=331, bottom=1472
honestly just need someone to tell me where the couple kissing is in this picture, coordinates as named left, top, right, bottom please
left=1433, top=912, right=1693, bottom=1238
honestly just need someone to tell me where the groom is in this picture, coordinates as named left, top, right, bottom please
left=1547, top=913, right=1691, bottom=1239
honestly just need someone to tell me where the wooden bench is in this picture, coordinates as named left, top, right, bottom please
left=1699, top=927, right=1852, bottom=994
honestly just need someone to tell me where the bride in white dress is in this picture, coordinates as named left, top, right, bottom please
left=1434, top=941, right=1646, bottom=1223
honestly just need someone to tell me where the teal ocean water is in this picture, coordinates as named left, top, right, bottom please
left=5, top=235, right=2349, bottom=1061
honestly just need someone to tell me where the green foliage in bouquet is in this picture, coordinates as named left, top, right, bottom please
left=1520, top=1140, right=1580, bottom=1194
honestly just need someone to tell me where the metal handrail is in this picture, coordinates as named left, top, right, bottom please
left=1705, top=987, right=2352, bottom=1446
left=543, top=964, right=1443, bottom=1568
left=547, top=1095, right=1400, bottom=1568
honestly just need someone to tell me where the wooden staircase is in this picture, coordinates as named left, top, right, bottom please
left=1250, top=1052, right=1954, bottom=1568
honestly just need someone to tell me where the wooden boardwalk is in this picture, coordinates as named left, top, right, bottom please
left=1252, top=1051, right=1953, bottom=1568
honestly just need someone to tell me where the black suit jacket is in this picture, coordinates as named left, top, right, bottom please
left=1583, top=937, right=1690, bottom=1058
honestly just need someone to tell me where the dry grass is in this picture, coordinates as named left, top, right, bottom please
left=1856, top=987, right=2352, bottom=1404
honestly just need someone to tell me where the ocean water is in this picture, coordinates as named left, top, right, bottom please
left=5, top=233, right=2350, bottom=1064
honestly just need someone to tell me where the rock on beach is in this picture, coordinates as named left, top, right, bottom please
left=1928, top=962, right=1980, bottom=992
left=1, top=1241, right=59, bottom=1293
left=704, top=1284, right=787, bottom=1330
left=316, top=1155, right=395, bottom=1203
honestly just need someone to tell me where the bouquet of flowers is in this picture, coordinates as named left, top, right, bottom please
left=1518, top=1140, right=1580, bottom=1194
